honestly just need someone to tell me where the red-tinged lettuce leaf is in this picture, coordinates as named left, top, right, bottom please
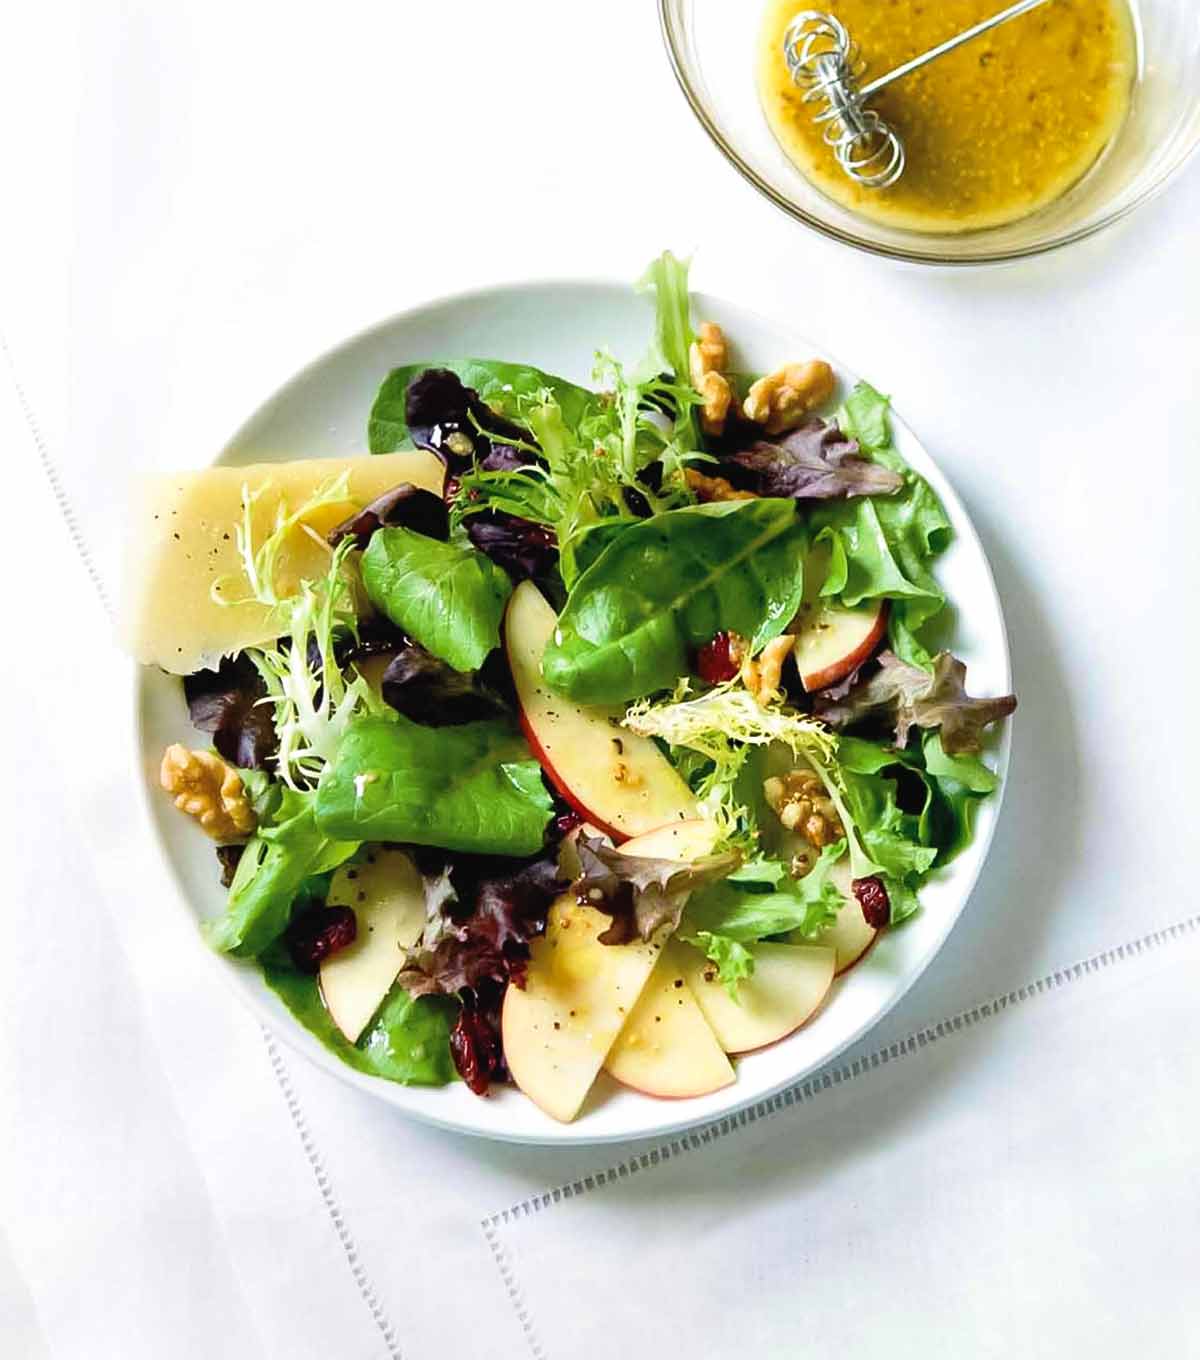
left=573, top=833, right=741, bottom=945
left=406, top=368, right=537, bottom=478
left=397, top=853, right=566, bottom=995
left=730, top=417, right=904, bottom=502
left=335, top=619, right=511, bottom=727
left=368, top=359, right=598, bottom=454
left=912, top=654, right=1017, bottom=755
left=327, top=483, right=449, bottom=550
left=183, top=653, right=278, bottom=770
left=817, top=650, right=1016, bottom=755
left=464, top=510, right=560, bottom=583
left=378, top=637, right=510, bottom=726
left=395, top=851, right=567, bottom=1093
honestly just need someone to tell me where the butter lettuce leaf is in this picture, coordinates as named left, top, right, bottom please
left=314, top=716, right=552, bottom=856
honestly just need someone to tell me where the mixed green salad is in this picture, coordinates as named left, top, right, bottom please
left=149, top=252, right=1015, bottom=1120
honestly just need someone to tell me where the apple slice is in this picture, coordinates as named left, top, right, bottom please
left=506, top=581, right=697, bottom=841
left=604, top=940, right=734, bottom=1098
left=617, top=819, right=722, bottom=862
left=559, top=818, right=720, bottom=879
left=319, top=849, right=426, bottom=1042
left=792, top=541, right=887, bottom=692
left=776, top=838, right=879, bottom=975
left=820, top=857, right=879, bottom=975
left=502, top=898, right=667, bottom=1123
left=677, top=941, right=835, bottom=1055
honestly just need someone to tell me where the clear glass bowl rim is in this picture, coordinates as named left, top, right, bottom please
left=659, top=0, right=1200, bottom=265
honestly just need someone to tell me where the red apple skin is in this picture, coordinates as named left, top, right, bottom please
left=517, top=710, right=628, bottom=844
left=835, top=929, right=880, bottom=977
left=799, top=601, right=888, bottom=693
left=506, top=582, right=696, bottom=843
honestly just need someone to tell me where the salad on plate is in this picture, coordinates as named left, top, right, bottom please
left=128, top=253, right=1015, bottom=1123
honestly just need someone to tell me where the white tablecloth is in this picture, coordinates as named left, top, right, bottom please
left=3, top=4, right=1198, bottom=1357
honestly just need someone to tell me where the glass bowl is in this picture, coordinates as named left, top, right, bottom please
left=660, top=0, right=1200, bottom=264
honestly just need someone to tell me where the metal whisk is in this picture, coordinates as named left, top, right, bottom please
left=784, top=0, right=1051, bottom=189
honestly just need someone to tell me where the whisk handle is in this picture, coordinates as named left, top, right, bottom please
left=859, top=0, right=1052, bottom=98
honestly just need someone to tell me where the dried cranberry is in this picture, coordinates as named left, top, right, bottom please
left=285, top=904, right=357, bottom=973
left=450, top=999, right=505, bottom=1095
left=696, top=631, right=743, bottom=685
left=852, top=876, right=891, bottom=930
left=553, top=807, right=583, bottom=840
left=443, top=475, right=462, bottom=504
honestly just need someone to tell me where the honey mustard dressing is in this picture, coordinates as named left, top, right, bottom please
left=757, top=0, right=1137, bottom=233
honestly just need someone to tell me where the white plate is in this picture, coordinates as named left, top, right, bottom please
left=136, top=279, right=1012, bottom=1144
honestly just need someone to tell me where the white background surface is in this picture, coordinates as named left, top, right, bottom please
left=2, top=3, right=1198, bottom=1358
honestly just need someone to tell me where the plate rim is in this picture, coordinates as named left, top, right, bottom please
left=132, top=273, right=1013, bottom=1145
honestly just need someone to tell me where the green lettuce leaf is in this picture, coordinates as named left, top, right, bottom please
left=314, top=716, right=552, bottom=856
left=921, top=731, right=999, bottom=792
left=361, top=527, right=513, bottom=673
left=839, top=762, right=938, bottom=881
left=205, top=788, right=358, bottom=958
left=839, top=381, right=893, bottom=454
left=544, top=499, right=808, bottom=704
left=688, top=932, right=756, bottom=1000
left=261, top=947, right=456, bottom=1085
left=559, top=517, right=639, bottom=590
left=813, top=382, right=953, bottom=655
left=368, top=358, right=599, bottom=453
left=837, top=731, right=998, bottom=871
left=636, top=249, right=699, bottom=447
left=683, top=841, right=847, bottom=944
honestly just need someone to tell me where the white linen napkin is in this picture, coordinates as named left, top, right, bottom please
left=486, top=924, right=1200, bottom=1359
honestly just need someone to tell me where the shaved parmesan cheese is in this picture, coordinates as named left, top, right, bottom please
left=123, top=451, right=443, bottom=674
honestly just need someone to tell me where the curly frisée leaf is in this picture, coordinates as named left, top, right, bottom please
left=624, top=681, right=887, bottom=882
left=625, top=682, right=836, bottom=844
left=211, top=470, right=354, bottom=618
left=209, top=476, right=390, bottom=789
left=688, top=932, right=755, bottom=1000
left=246, top=539, right=388, bottom=790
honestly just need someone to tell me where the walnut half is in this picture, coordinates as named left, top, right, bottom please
left=741, top=634, right=796, bottom=707
left=160, top=744, right=256, bottom=842
left=684, top=468, right=756, bottom=504
left=743, top=359, right=834, bottom=435
left=689, top=321, right=733, bottom=437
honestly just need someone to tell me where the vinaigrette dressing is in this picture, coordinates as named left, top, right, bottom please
left=757, top=0, right=1137, bottom=233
